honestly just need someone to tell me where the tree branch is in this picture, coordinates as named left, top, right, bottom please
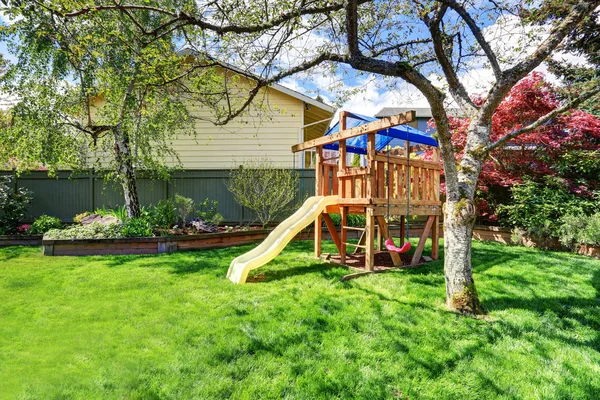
left=441, top=0, right=502, bottom=79
left=426, top=4, right=478, bottom=111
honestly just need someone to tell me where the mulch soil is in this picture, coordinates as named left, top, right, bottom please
left=326, top=251, right=426, bottom=271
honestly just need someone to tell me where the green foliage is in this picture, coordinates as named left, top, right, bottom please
left=73, top=212, right=91, bottom=224
left=197, top=198, right=223, bottom=226
left=497, top=177, right=600, bottom=238
left=146, top=199, right=178, bottom=230
left=46, top=222, right=123, bottom=240
left=28, top=215, right=63, bottom=235
left=560, top=212, right=600, bottom=247
left=94, top=205, right=127, bottom=222
left=0, top=176, right=32, bottom=235
left=121, top=218, right=153, bottom=238
left=328, top=213, right=366, bottom=227
left=227, top=158, right=299, bottom=226
left=2, top=241, right=600, bottom=399
left=174, top=194, right=195, bottom=227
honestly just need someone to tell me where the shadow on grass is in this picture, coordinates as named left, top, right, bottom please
left=255, top=262, right=347, bottom=283
left=0, top=246, right=38, bottom=262
left=484, top=268, right=600, bottom=352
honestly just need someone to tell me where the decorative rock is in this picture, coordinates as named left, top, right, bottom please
left=80, top=214, right=121, bottom=226
left=191, top=219, right=217, bottom=233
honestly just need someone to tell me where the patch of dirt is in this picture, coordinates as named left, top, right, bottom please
left=327, top=251, right=426, bottom=271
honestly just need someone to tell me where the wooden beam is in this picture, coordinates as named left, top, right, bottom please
left=340, top=206, right=347, bottom=264
left=292, top=111, right=416, bottom=153
left=315, top=146, right=323, bottom=196
left=365, top=207, right=375, bottom=271
left=411, top=215, right=435, bottom=265
left=314, top=213, right=322, bottom=258
left=431, top=215, right=440, bottom=260
left=373, top=154, right=441, bottom=170
left=353, top=229, right=367, bottom=254
left=322, top=214, right=342, bottom=253
left=376, top=216, right=401, bottom=267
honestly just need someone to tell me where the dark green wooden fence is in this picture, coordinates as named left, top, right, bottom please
left=1, top=170, right=316, bottom=223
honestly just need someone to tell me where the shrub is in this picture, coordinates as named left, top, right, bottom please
left=497, top=177, right=600, bottom=238
left=227, top=158, right=299, bottom=227
left=28, top=215, right=63, bottom=234
left=174, top=194, right=195, bottom=227
left=328, top=213, right=366, bottom=227
left=121, top=217, right=153, bottom=237
left=0, top=176, right=32, bottom=235
left=73, top=212, right=92, bottom=224
left=45, top=222, right=123, bottom=240
left=197, top=198, right=223, bottom=226
left=147, top=199, right=178, bottom=230
left=94, top=205, right=127, bottom=221
left=560, top=212, right=600, bottom=248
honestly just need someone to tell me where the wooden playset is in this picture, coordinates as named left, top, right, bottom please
left=291, top=110, right=442, bottom=272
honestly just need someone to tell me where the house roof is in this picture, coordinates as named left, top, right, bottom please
left=176, top=48, right=335, bottom=114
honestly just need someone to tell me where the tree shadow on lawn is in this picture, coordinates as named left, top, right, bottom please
left=484, top=268, right=600, bottom=352
left=0, top=245, right=38, bottom=262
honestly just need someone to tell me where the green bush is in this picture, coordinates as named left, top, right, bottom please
left=121, top=217, right=153, bottom=237
left=227, top=158, right=299, bottom=227
left=174, top=194, right=195, bottom=227
left=197, top=198, right=223, bottom=226
left=147, top=199, right=178, bottom=230
left=0, top=176, right=32, bottom=235
left=327, top=213, right=366, bottom=227
left=28, top=215, right=63, bottom=234
left=560, top=212, right=600, bottom=248
left=73, top=211, right=91, bottom=224
left=45, top=222, right=123, bottom=240
left=95, top=205, right=127, bottom=221
left=497, top=177, right=600, bottom=238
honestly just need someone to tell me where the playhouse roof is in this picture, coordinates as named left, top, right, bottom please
left=322, top=112, right=438, bottom=154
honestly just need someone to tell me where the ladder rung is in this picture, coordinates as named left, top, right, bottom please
left=344, top=242, right=367, bottom=248
left=342, top=226, right=365, bottom=231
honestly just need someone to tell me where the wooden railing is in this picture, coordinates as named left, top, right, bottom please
left=316, top=153, right=440, bottom=204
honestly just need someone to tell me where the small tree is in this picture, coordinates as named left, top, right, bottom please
left=227, top=158, right=298, bottom=227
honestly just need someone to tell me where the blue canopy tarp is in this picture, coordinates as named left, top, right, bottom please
left=323, top=112, right=437, bottom=154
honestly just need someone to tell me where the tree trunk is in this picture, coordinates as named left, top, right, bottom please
left=443, top=199, right=483, bottom=315
left=440, top=119, right=491, bottom=315
left=113, top=127, right=141, bottom=218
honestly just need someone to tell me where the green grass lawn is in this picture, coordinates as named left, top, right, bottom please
left=1, top=240, right=599, bottom=399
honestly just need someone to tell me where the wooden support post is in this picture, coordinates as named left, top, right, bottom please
left=366, top=133, right=376, bottom=199
left=322, top=214, right=342, bottom=253
left=315, top=146, right=323, bottom=196
left=315, top=213, right=322, bottom=258
left=400, top=217, right=406, bottom=246
left=377, top=224, right=382, bottom=251
left=340, top=206, right=348, bottom=264
left=338, top=141, right=346, bottom=198
left=411, top=215, right=435, bottom=265
left=431, top=215, right=440, bottom=260
left=365, top=207, right=375, bottom=271
left=376, top=216, right=401, bottom=267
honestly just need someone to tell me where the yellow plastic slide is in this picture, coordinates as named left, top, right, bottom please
left=227, top=195, right=339, bottom=284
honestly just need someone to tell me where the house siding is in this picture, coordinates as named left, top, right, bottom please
left=171, top=87, right=304, bottom=169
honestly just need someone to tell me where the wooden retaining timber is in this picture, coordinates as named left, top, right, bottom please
left=41, top=228, right=366, bottom=257
left=0, top=235, right=43, bottom=247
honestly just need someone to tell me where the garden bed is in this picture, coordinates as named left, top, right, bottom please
left=42, top=228, right=365, bottom=256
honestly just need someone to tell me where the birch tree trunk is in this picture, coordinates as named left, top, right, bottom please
left=113, top=126, right=141, bottom=218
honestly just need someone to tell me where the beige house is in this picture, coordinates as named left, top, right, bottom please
left=176, top=81, right=335, bottom=169
left=89, top=58, right=335, bottom=170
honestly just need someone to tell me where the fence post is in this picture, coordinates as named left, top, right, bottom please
left=89, top=169, right=95, bottom=212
